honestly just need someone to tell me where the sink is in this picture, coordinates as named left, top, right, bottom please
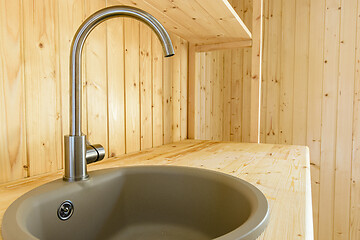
left=2, top=166, right=269, bottom=240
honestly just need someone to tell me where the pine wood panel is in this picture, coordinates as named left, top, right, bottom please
left=351, top=2, right=360, bottom=239
left=0, top=0, right=188, bottom=184
left=106, top=15, right=126, bottom=157
left=278, top=0, right=295, bottom=145
left=191, top=0, right=258, bottom=142
left=307, top=0, right=325, bottom=238
left=140, top=23, right=153, bottom=150
left=260, top=0, right=360, bottom=239
left=0, top=0, right=27, bottom=182
left=171, top=35, right=181, bottom=142
left=23, top=0, right=62, bottom=176
left=333, top=0, right=357, bottom=238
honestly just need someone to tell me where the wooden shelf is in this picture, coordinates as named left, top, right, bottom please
left=110, top=0, right=252, bottom=46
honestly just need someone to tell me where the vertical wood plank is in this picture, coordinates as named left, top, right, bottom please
left=230, top=0, right=243, bottom=142
left=249, top=0, right=263, bottom=143
left=23, top=0, right=62, bottom=176
left=193, top=48, right=201, bottom=139
left=152, top=32, right=163, bottom=147
left=260, top=0, right=269, bottom=143
left=218, top=50, right=224, bottom=141
left=205, top=52, right=213, bottom=140
left=163, top=44, right=173, bottom=144
left=211, top=51, right=220, bottom=140
left=242, top=0, right=252, bottom=143
left=264, top=0, right=281, bottom=144
left=333, top=0, right=357, bottom=238
left=106, top=15, right=125, bottom=157
left=199, top=52, right=206, bottom=139
left=140, top=23, right=153, bottom=150
left=223, top=50, right=232, bottom=141
left=180, top=38, right=188, bottom=140
left=318, top=0, right=341, bottom=238
left=84, top=0, right=108, bottom=155
left=307, top=0, right=326, bottom=238
left=124, top=18, right=140, bottom=153
left=230, top=49, right=243, bottom=142
left=279, top=0, right=295, bottom=145
left=188, top=42, right=196, bottom=139
left=351, top=2, right=360, bottom=239
left=171, top=35, right=181, bottom=142
left=0, top=0, right=27, bottom=183
left=292, top=0, right=310, bottom=145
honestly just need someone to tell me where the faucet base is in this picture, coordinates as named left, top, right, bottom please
left=64, top=135, right=88, bottom=181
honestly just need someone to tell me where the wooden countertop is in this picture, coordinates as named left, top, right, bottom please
left=0, top=140, right=313, bottom=240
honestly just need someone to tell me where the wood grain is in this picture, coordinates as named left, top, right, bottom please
left=307, top=0, right=325, bottom=238
left=0, top=0, right=27, bottom=182
left=23, top=0, right=62, bottom=176
left=124, top=18, right=140, bottom=153
left=333, top=0, right=357, bottom=238
left=140, top=23, right=153, bottom=150
left=106, top=15, right=126, bottom=157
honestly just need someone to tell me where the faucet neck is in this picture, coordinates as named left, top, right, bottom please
left=64, top=6, right=174, bottom=182
left=69, top=6, right=174, bottom=136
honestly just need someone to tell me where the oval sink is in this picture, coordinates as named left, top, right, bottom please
left=2, top=166, right=269, bottom=240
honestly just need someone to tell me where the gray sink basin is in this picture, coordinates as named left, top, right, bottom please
left=2, top=166, right=269, bottom=240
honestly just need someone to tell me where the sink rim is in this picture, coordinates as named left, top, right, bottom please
left=2, top=165, right=269, bottom=240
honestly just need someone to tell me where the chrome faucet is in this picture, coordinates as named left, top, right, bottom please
left=64, top=6, right=174, bottom=182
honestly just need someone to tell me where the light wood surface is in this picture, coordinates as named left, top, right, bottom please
left=111, top=0, right=251, bottom=45
left=0, top=140, right=312, bottom=240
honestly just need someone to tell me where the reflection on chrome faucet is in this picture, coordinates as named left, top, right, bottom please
left=64, top=6, right=174, bottom=182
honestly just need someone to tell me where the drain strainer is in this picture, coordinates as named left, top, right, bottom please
left=57, top=200, right=74, bottom=221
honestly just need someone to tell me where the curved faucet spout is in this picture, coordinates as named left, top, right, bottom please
left=64, top=6, right=174, bottom=182
left=70, top=6, right=174, bottom=136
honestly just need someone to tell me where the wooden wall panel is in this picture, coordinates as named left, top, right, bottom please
left=260, top=0, right=360, bottom=239
left=351, top=2, right=360, bottom=239
left=0, top=0, right=27, bottom=182
left=191, top=0, right=360, bottom=239
left=23, top=0, right=62, bottom=176
left=192, top=0, right=257, bottom=142
left=171, top=35, right=181, bottom=142
left=140, top=23, right=153, bottom=150
left=0, top=0, right=188, bottom=184
left=106, top=15, right=125, bottom=157
left=307, top=0, right=325, bottom=238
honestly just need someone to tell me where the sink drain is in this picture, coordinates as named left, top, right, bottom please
left=57, top=200, right=74, bottom=221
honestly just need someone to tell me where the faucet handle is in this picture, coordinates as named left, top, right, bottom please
left=86, top=144, right=105, bottom=164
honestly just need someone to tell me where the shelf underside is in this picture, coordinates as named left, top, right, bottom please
left=110, top=0, right=252, bottom=46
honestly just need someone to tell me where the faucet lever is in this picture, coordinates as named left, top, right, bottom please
left=86, top=144, right=105, bottom=164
